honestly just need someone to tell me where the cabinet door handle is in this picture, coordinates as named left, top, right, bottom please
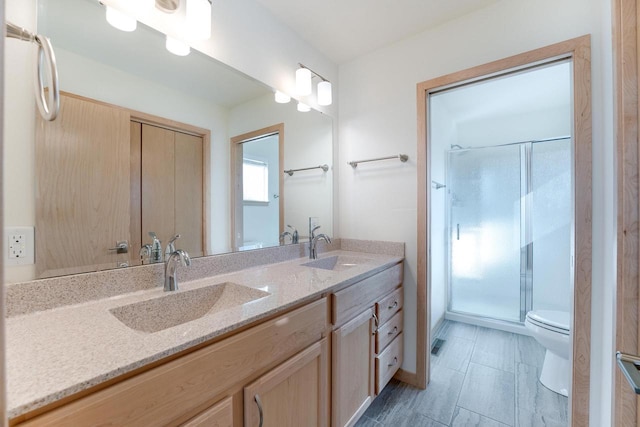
left=372, top=312, right=379, bottom=335
left=388, top=357, right=398, bottom=367
left=388, top=300, right=398, bottom=310
left=255, top=394, right=264, bottom=427
left=388, top=326, right=398, bottom=335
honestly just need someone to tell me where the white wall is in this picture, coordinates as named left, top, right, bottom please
left=338, top=0, right=614, bottom=424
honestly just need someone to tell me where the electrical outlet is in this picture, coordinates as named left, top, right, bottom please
left=5, top=226, right=35, bottom=265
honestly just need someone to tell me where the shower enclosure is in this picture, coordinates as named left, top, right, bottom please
left=447, top=138, right=572, bottom=324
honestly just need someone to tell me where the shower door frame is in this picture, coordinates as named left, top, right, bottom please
left=415, top=36, right=592, bottom=426
left=445, top=137, right=571, bottom=325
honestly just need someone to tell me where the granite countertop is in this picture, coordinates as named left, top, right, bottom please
left=6, top=249, right=403, bottom=419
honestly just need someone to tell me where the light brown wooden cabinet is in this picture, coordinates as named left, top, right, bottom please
left=181, top=396, right=233, bottom=427
left=331, top=262, right=404, bottom=427
left=244, top=338, right=329, bottom=427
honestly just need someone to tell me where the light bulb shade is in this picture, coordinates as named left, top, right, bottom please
left=296, top=68, right=312, bottom=96
left=186, top=0, right=212, bottom=40
left=317, top=81, right=332, bottom=106
left=166, top=36, right=191, bottom=56
left=274, top=91, right=291, bottom=103
left=297, top=102, right=311, bottom=112
left=106, top=6, right=137, bottom=32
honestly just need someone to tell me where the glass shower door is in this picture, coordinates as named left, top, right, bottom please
left=447, top=145, right=522, bottom=322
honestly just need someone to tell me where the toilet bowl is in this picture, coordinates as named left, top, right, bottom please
left=524, top=310, right=570, bottom=397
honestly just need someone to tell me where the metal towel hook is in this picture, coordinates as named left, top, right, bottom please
left=6, top=22, right=60, bottom=121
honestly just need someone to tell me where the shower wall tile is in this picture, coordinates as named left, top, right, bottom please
left=411, top=365, right=465, bottom=425
left=515, top=335, right=545, bottom=370
left=516, top=363, right=568, bottom=425
left=457, top=363, right=515, bottom=426
left=471, top=327, right=516, bottom=373
left=431, top=336, right=474, bottom=373
left=451, top=407, right=510, bottom=427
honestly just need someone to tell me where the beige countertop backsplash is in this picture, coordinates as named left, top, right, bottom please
left=6, top=238, right=404, bottom=419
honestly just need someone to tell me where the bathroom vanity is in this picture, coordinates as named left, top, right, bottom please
left=6, top=241, right=404, bottom=427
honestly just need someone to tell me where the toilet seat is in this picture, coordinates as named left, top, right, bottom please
left=526, top=310, right=570, bottom=336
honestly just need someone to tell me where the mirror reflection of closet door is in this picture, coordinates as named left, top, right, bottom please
left=35, top=94, right=131, bottom=277
left=134, top=123, right=204, bottom=259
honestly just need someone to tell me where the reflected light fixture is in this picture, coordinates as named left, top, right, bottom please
left=166, top=36, right=191, bottom=56
left=297, top=102, right=311, bottom=112
left=105, top=6, right=137, bottom=32
left=275, top=91, right=291, bottom=103
left=296, top=63, right=333, bottom=106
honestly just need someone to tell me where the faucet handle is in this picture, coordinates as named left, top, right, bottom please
left=311, top=225, right=321, bottom=239
left=165, top=234, right=181, bottom=258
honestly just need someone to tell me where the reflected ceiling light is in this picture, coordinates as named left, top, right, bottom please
left=275, top=91, right=291, bottom=103
left=155, top=0, right=179, bottom=13
left=186, top=0, right=213, bottom=40
left=317, top=80, right=332, bottom=106
left=296, top=67, right=312, bottom=96
left=166, top=36, right=191, bottom=56
left=105, top=6, right=137, bottom=32
left=297, top=102, right=311, bottom=112
left=296, top=63, right=332, bottom=106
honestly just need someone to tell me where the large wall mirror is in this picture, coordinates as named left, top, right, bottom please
left=4, top=0, right=333, bottom=282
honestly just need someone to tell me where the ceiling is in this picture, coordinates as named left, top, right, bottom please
left=254, top=0, right=498, bottom=64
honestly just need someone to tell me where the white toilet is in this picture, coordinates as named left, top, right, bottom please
left=524, top=310, right=570, bottom=397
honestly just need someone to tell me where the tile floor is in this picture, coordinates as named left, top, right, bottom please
left=356, top=320, right=568, bottom=427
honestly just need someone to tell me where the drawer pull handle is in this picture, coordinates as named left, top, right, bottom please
left=255, top=394, right=264, bottom=427
left=388, top=326, right=398, bottom=335
left=388, top=357, right=398, bottom=367
left=372, top=313, right=379, bottom=335
left=388, top=300, right=398, bottom=310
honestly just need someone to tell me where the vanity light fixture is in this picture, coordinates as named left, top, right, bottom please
left=296, top=63, right=333, bottom=106
left=185, top=0, right=212, bottom=41
left=297, top=102, right=311, bottom=112
left=166, top=36, right=190, bottom=56
left=275, top=91, right=291, bottom=103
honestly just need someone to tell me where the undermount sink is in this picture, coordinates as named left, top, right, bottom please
left=302, top=255, right=374, bottom=271
left=109, top=282, right=270, bottom=333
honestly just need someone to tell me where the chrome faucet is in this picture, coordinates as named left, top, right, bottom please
left=279, top=231, right=292, bottom=245
left=279, top=225, right=299, bottom=245
left=148, top=232, right=163, bottom=263
left=139, top=244, right=152, bottom=264
left=309, top=225, right=331, bottom=259
left=164, top=249, right=191, bottom=291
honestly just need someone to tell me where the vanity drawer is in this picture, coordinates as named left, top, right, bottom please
left=375, top=333, right=403, bottom=395
left=376, top=309, right=403, bottom=354
left=332, top=262, right=403, bottom=327
left=17, top=298, right=328, bottom=427
left=375, top=287, right=403, bottom=325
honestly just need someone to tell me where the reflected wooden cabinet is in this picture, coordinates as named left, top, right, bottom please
left=244, top=338, right=329, bottom=427
left=35, top=92, right=207, bottom=278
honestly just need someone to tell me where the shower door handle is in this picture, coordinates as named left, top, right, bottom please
left=456, top=224, right=460, bottom=240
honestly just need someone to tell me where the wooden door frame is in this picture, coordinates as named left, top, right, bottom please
left=613, top=0, right=640, bottom=425
left=230, top=124, right=285, bottom=251
left=415, top=36, right=592, bottom=426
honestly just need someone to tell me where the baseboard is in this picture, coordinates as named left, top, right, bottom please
left=430, top=316, right=445, bottom=345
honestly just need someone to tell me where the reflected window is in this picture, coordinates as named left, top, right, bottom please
left=243, top=158, right=269, bottom=203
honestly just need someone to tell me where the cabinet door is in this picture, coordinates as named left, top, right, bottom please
left=244, top=338, right=328, bottom=427
left=35, top=93, right=131, bottom=277
left=182, top=396, right=233, bottom=427
left=332, top=308, right=375, bottom=427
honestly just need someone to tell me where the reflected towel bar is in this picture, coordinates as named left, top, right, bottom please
left=348, top=154, right=408, bottom=168
left=284, top=164, right=329, bottom=176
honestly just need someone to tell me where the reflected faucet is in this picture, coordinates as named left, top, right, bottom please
left=164, top=249, right=191, bottom=291
left=165, top=234, right=181, bottom=259
left=279, top=225, right=300, bottom=245
left=279, top=230, right=292, bottom=245
left=309, top=225, right=331, bottom=260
